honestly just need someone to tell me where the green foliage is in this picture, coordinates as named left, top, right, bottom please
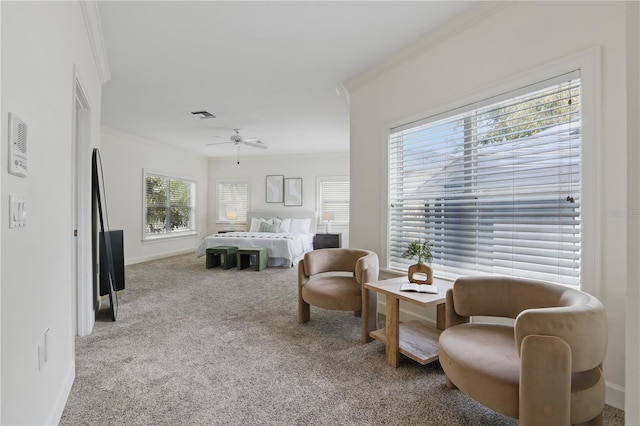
left=146, top=176, right=192, bottom=233
left=480, top=87, right=580, bottom=145
left=402, top=240, right=433, bottom=264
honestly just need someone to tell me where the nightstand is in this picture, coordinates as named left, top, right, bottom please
left=314, top=233, right=342, bottom=249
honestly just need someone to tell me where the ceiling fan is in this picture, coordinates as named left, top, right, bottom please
left=208, top=129, right=267, bottom=164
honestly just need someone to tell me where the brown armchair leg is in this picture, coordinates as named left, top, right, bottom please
left=298, top=300, right=310, bottom=323
left=445, top=376, right=458, bottom=389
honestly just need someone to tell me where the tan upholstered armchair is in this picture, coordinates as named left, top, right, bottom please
left=298, top=248, right=379, bottom=343
left=438, top=276, right=608, bottom=426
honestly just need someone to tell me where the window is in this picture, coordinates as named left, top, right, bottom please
left=144, top=171, right=196, bottom=239
left=317, top=177, right=350, bottom=225
left=389, top=72, right=581, bottom=286
left=218, top=179, right=249, bottom=224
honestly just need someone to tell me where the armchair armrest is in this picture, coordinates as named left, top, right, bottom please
left=519, top=334, right=571, bottom=426
left=445, top=289, right=469, bottom=328
left=515, top=302, right=607, bottom=372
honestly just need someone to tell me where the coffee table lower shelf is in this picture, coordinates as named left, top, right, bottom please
left=370, top=320, right=442, bottom=365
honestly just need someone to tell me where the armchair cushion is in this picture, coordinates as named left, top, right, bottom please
left=301, top=276, right=361, bottom=312
left=439, top=323, right=520, bottom=418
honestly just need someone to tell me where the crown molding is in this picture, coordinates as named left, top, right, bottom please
left=344, top=1, right=511, bottom=93
left=80, top=0, right=111, bottom=84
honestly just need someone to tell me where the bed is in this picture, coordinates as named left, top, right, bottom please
left=195, top=210, right=316, bottom=267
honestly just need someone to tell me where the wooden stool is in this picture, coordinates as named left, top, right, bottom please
left=206, top=246, right=238, bottom=270
left=237, top=247, right=268, bottom=271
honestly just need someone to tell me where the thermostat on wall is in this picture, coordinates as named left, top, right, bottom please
left=8, top=113, right=27, bottom=177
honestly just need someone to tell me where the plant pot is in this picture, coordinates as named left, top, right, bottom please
left=408, top=262, right=433, bottom=284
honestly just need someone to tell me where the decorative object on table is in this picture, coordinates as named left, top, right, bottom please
left=284, top=177, right=303, bottom=206
left=266, top=175, right=284, bottom=203
left=402, top=239, right=434, bottom=284
left=399, top=282, right=438, bottom=293
left=322, top=211, right=335, bottom=233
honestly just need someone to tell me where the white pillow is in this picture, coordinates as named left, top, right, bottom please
left=278, top=218, right=292, bottom=233
left=249, top=217, right=261, bottom=232
left=289, top=218, right=311, bottom=234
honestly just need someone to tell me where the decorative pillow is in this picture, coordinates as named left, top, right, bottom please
left=259, top=217, right=281, bottom=233
left=289, top=218, right=311, bottom=234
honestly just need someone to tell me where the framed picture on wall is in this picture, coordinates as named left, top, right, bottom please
left=284, top=177, right=303, bottom=206
left=266, top=175, right=284, bottom=203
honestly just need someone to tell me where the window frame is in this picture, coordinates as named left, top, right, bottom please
left=316, top=176, right=350, bottom=227
left=216, top=178, right=250, bottom=227
left=142, top=170, right=197, bottom=241
left=382, top=50, right=600, bottom=294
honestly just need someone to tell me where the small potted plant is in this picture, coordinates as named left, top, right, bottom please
left=402, top=239, right=434, bottom=284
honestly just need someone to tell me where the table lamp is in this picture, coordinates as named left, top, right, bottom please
left=322, top=212, right=335, bottom=233
left=226, top=211, right=238, bottom=231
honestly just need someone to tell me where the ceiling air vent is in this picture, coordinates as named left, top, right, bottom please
left=191, top=110, right=215, bottom=119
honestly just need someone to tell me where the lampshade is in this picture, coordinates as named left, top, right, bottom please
left=322, top=212, right=335, bottom=221
left=226, top=211, right=238, bottom=221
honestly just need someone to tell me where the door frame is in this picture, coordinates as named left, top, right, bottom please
left=73, top=68, right=94, bottom=336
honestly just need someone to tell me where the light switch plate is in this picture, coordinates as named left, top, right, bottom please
left=9, top=196, right=26, bottom=228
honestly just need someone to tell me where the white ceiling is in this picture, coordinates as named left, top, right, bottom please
left=98, top=1, right=476, bottom=158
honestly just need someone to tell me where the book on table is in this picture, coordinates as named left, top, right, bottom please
left=400, top=282, right=438, bottom=294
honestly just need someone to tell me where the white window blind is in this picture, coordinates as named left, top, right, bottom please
left=218, top=180, right=249, bottom=223
left=144, top=172, right=196, bottom=238
left=318, top=177, right=350, bottom=224
left=389, top=73, right=581, bottom=286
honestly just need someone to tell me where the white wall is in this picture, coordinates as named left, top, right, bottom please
left=347, top=1, right=633, bottom=411
left=100, top=127, right=209, bottom=265
left=1, top=2, right=103, bottom=424
left=625, top=2, right=640, bottom=424
left=208, top=152, right=350, bottom=246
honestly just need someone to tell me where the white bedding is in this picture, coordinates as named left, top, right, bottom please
left=195, top=232, right=314, bottom=267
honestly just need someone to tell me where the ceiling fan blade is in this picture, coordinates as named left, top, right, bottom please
left=242, top=137, right=260, bottom=142
left=243, top=140, right=268, bottom=149
left=207, top=141, right=234, bottom=146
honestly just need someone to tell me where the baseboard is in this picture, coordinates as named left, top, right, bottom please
left=125, top=248, right=195, bottom=265
left=48, top=363, right=75, bottom=425
left=605, top=381, right=625, bottom=410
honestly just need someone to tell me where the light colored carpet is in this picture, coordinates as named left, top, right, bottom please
left=60, top=253, right=624, bottom=425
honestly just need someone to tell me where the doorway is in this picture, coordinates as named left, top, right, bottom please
left=73, top=71, right=94, bottom=337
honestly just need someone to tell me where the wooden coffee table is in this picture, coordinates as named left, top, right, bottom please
left=364, top=276, right=453, bottom=367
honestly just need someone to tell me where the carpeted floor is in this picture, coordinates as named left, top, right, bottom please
left=60, top=254, right=624, bottom=425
